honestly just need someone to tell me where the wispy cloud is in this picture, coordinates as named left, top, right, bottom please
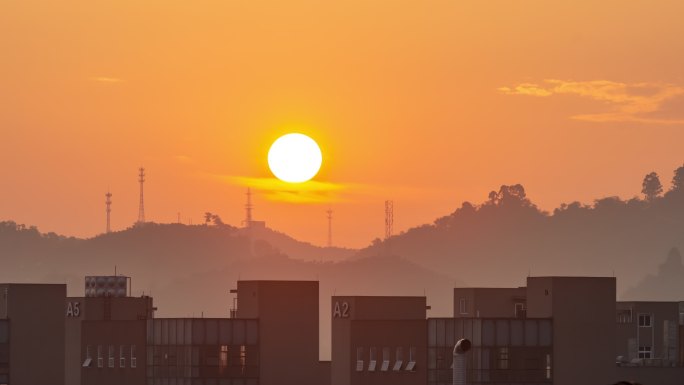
left=499, top=79, right=684, bottom=124
left=222, top=176, right=348, bottom=204
left=174, top=155, right=195, bottom=164
left=90, top=76, right=123, bottom=83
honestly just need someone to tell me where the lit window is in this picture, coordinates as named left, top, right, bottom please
left=368, top=347, right=377, bottom=371
left=356, top=347, right=364, bottom=371
left=219, top=345, right=229, bottom=374
left=119, top=345, right=126, bottom=368
left=498, top=347, right=509, bottom=369
left=381, top=347, right=390, bottom=371
left=545, top=354, right=551, bottom=379
left=638, top=346, right=652, bottom=359
left=393, top=347, right=403, bottom=371
left=97, top=345, right=103, bottom=368
left=108, top=345, right=115, bottom=368
left=405, top=347, right=416, bottom=371
left=83, top=345, right=93, bottom=367
left=130, top=345, right=137, bottom=368
left=459, top=299, right=468, bottom=314
left=240, top=345, right=246, bottom=375
left=514, top=303, right=526, bottom=318
left=638, top=314, right=652, bottom=327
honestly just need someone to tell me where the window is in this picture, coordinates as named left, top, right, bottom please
left=393, top=347, right=403, bottom=371
left=638, top=346, right=652, bottom=359
left=108, top=345, right=115, bottom=368
left=130, top=345, right=137, bottom=368
left=97, top=345, right=103, bottom=368
left=498, top=347, right=509, bottom=369
left=459, top=298, right=468, bottom=314
left=545, top=354, right=551, bottom=379
left=368, top=347, right=377, bottom=371
left=515, top=303, right=526, bottom=318
left=119, top=345, right=126, bottom=368
left=381, top=347, right=390, bottom=371
left=219, top=345, right=229, bottom=374
left=638, top=314, right=652, bottom=327
left=82, top=345, right=93, bottom=367
left=356, top=347, right=364, bottom=371
left=0, top=321, right=8, bottom=344
left=405, top=347, right=416, bottom=371
left=616, top=309, right=633, bottom=323
left=240, top=345, right=247, bottom=375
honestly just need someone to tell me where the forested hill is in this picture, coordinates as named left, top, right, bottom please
left=0, top=220, right=456, bottom=315
left=357, top=166, right=684, bottom=298
left=0, top=219, right=354, bottom=288
left=0, top=222, right=456, bottom=360
left=3, top=165, right=684, bottom=312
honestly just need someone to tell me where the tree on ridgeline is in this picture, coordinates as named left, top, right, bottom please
left=203, top=212, right=225, bottom=227
left=671, top=164, right=684, bottom=192
left=486, top=184, right=532, bottom=207
left=204, top=212, right=214, bottom=225
left=211, top=214, right=224, bottom=227
left=641, top=172, right=663, bottom=201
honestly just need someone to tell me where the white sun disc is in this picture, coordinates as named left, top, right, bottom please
left=268, top=133, right=322, bottom=183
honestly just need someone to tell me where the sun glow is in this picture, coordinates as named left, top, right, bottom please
left=267, top=133, right=323, bottom=183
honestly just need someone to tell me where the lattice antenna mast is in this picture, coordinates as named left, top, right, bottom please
left=326, top=207, right=333, bottom=248
left=244, top=188, right=253, bottom=228
left=384, top=200, right=394, bottom=256
left=384, top=200, right=394, bottom=240
left=105, top=191, right=112, bottom=233
left=137, top=167, right=145, bottom=224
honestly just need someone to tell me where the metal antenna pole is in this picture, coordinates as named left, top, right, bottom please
left=326, top=207, right=333, bottom=248
left=384, top=200, right=394, bottom=256
left=384, top=200, right=394, bottom=240
left=105, top=191, right=112, bottom=233
left=244, top=188, right=253, bottom=228
left=137, top=167, right=146, bottom=224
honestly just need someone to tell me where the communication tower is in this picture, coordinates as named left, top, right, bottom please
left=326, top=207, right=333, bottom=248
left=105, top=191, right=112, bottom=233
left=244, top=188, right=253, bottom=228
left=384, top=200, right=394, bottom=240
left=137, top=167, right=145, bottom=224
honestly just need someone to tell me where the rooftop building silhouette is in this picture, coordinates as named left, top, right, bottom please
left=1, top=275, right=683, bottom=385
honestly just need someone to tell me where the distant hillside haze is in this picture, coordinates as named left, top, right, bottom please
left=358, top=165, right=684, bottom=297
left=622, top=247, right=684, bottom=301
left=0, top=221, right=455, bottom=360
left=2, top=164, right=684, bottom=323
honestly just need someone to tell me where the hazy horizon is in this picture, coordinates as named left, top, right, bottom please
left=3, top=0, right=684, bottom=248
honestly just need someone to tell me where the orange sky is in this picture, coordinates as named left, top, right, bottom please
left=2, top=0, right=684, bottom=248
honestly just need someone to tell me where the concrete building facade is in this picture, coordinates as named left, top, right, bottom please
left=146, top=318, right=259, bottom=385
left=526, top=277, right=617, bottom=385
left=427, top=317, right=553, bottom=385
left=235, top=280, right=322, bottom=385
left=453, top=287, right=527, bottom=319
left=66, top=275, right=154, bottom=385
left=331, top=296, right=427, bottom=385
left=2, top=275, right=684, bottom=384
left=81, top=319, right=147, bottom=385
left=616, top=301, right=680, bottom=365
left=0, top=319, right=6, bottom=385
left=0, top=284, right=66, bottom=385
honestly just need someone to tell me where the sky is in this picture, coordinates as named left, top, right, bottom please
left=2, top=0, right=684, bottom=248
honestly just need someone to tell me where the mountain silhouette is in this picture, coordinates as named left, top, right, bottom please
left=3, top=164, right=684, bottom=357
left=0, top=220, right=456, bottom=359
left=622, top=247, right=684, bottom=300
left=356, top=166, right=684, bottom=298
